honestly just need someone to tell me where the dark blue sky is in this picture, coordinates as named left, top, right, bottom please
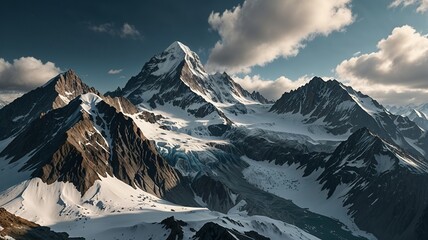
left=1, top=0, right=427, bottom=102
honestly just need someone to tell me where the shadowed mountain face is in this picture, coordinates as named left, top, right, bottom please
left=317, top=128, right=428, bottom=240
left=191, top=174, right=237, bottom=213
left=0, top=70, right=99, bottom=140
left=194, top=222, right=270, bottom=240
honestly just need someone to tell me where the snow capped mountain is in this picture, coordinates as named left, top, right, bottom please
left=270, top=77, right=427, bottom=158
left=108, top=41, right=269, bottom=119
left=389, top=103, right=428, bottom=117
left=0, top=92, right=186, bottom=199
left=389, top=104, right=428, bottom=130
left=0, top=69, right=98, bottom=140
left=0, top=69, right=321, bottom=240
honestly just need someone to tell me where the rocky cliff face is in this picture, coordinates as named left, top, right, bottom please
left=0, top=70, right=98, bottom=140
left=191, top=174, right=237, bottom=213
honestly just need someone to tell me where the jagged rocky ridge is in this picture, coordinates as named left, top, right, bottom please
left=0, top=70, right=98, bottom=140
left=270, top=77, right=427, bottom=158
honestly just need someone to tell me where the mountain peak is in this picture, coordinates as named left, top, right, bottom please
left=64, top=68, right=77, bottom=76
left=0, top=70, right=98, bottom=140
left=305, top=76, right=343, bottom=90
left=43, top=69, right=85, bottom=89
left=161, top=41, right=197, bottom=63
left=165, top=41, right=192, bottom=54
left=310, top=76, right=325, bottom=84
left=116, top=41, right=271, bottom=112
left=146, top=41, right=206, bottom=78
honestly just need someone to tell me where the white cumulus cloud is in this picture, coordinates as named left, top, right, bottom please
left=0, top=57, right=60, bottom=92
left=336, top=25, right=428, bottom=105
left=206, top=0, right=354, bottom=73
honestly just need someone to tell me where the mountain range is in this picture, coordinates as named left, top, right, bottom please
left=1, top=41, right=428, bottom=240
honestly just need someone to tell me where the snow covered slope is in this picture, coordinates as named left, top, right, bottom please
left=0, top=174, right=319, bottom=240
left=0, top=208, right=79, bottom=240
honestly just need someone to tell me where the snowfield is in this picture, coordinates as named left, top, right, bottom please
left=0, top=175, right=319, bottom=240
left=241, top=156, right=376, bottom=240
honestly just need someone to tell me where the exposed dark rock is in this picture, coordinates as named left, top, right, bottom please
left=187, top=103, right=217, bottom=118
left=417, top=205, right=428, bottom=240
left=250, top=91, right=273, bottom=104
left=104, top=87, right=122, bottom=97
left=227, top=127, right=330, bottom=173
left=160, top=216, right=187, bottom=240
left=193, top=222, right=270, bottom=240
left=102, top=95, right=139, bottom=115
left=138, top=111, right=163, bottom=123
